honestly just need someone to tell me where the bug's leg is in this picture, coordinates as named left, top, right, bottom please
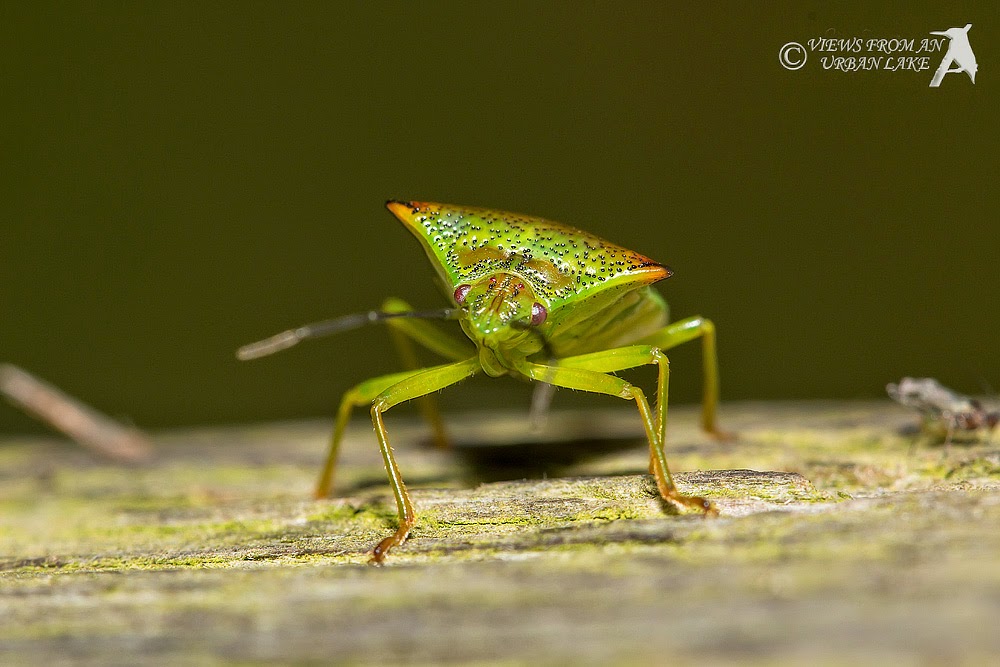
left=316, top=367, right=435, bottom=498
left=381, top=298, right=475, bottom=449
left=380, top=297, right=475, bottom=362
left=528, top=381, right=556, bottom=431
left=367, top=357, right=481, bottom=563
left=637, top=316, right=730, bottom=439
left=943, top=418, right=955, bottom=458
left=518, top=347, right=714, bottom=515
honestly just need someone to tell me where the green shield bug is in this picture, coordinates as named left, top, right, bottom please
left=239, top=201, right=729, bottom=562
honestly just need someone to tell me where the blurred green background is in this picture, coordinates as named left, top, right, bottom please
left=2, top=3, right=997, bottom=433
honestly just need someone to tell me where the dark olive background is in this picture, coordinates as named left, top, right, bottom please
left=3, top=3, right=997, bottom=433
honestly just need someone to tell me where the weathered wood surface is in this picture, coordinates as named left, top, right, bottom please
left=1, top=401, right=998, bottom=665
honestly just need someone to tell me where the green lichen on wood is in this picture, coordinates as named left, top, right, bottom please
left=1, top=401, right=998, bottom=663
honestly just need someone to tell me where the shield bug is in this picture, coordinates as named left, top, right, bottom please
left=239, top=201, right=729, bottom=562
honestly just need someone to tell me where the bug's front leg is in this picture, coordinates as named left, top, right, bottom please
left=637, top=316, right=732, bottom=440
left=381, top=297, right=475, bottom=450
left=518, top=347, right=715, bottom=515
left=366, top=357, right=480, bottom=563
left=316, top=367, right=428, bottom=499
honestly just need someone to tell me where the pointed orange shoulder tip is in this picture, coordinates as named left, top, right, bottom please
left=385, top=199, right=414, bottom=217
left=638, top=264, right=673, bottom=284
left=386, top=200, right=440, bottom=226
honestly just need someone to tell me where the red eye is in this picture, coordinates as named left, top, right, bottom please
left=454, top=284, right=472, bottom=304
left=530, top=302, right=547, bottom=326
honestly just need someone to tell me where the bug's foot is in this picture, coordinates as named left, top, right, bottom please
left=671, top=492, right=718, bottom=517
left=707, top=428, right=738, bottom=443
left=313, top=472, right=335, bottom=499
left=368, top=526, right=412, bottom=565
left=702, top=421, right=737, bottom=442
left=429, top=433, right=453, bottom=451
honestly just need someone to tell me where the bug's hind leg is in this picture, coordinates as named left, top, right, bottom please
left=381, top=297, right=475, bottom=449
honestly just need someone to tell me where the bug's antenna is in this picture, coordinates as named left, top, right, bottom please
left=237, top=308, right=459, bottom=361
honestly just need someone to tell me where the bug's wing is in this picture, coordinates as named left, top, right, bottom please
left=386, top=201, right=670, bottom=308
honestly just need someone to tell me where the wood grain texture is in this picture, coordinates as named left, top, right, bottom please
left=1, top=401, right=998, bottom=664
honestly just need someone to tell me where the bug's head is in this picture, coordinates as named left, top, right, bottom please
left=452, top=273, right=548, bottom=351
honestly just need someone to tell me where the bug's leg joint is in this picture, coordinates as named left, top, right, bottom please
left=619, top=383, right=640, bottom=400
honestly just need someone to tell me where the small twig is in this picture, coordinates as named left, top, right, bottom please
left=0, top=363, right=153, bottom=463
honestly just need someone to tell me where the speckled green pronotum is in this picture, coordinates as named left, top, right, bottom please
left=239, top=201, right=728, bottom=562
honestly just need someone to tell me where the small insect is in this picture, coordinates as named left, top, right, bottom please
left=887, top=377, right=998, bottom=445
left=240, top=201, right=729, bottom=562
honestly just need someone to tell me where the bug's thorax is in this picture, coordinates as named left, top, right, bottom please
left=455, top=272, right=547, bottom=377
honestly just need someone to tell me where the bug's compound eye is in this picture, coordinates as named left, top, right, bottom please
left=453, top=284, right=472, bottom=305
left=530, top=302, right=547, bottom=326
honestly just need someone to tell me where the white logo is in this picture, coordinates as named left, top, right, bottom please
left=778, top=23, right=979, bottom=89
left=929, top=24, right=978, bottom=87
left=779, top=42, right=807, bottom=70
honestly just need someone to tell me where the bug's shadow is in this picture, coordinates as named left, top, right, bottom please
left=345, top=436, right=644, bottom=492
left=345, top=410, right=654, bottom=490
left=450, top=436, right=644, bottom=484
